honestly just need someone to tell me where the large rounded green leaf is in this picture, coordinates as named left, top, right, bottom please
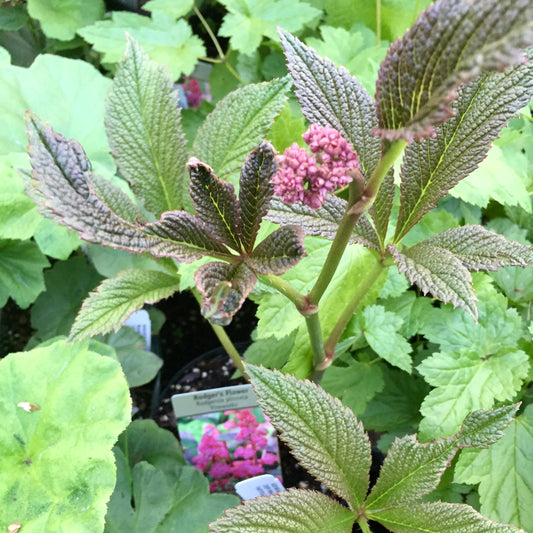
left=0, top=338, right=131, bottom=532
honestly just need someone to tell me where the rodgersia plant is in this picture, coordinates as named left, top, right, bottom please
left=18, top=0, right=533, bottom=530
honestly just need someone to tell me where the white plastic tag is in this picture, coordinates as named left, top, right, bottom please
left=172, top=384, right=257, bottom=418
left=125, top=310, right=151, bottom=350
left=235, top=474, right=286, bottom=500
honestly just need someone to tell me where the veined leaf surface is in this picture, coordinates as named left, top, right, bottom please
left=105, top=36, right=189, bottom=216
left=375, top=0, right=533, bottom=141
left=192, top=78, right=291, bottom=179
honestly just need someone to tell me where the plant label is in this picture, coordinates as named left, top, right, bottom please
left=235, top=474, right=286, bottom=500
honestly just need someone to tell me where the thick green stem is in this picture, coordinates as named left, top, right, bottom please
left=308, top=139, right=407, bottom=307
left=358, top=518, right=372, bottom=533
left=261, top=274, right=310, bottom=312
left=211, top=323, right=247, bottom=377
left=322, top=257, right=386, bottom=368
left=306, top=313, right=326, bottom=369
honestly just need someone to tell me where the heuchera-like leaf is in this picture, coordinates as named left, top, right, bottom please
left=245, top=364, right=372, bottom=511
left=266, top=195, right=380, bottom=249
left=365, top=404, right=519, bottom=511
left=209, top=488, right=355, bottom=533
left=388, top=242, right=478, bottom=319
left=24, top=113, right=229, bottom=262
left=369, top=168, right=394, bottom=246
left=105, top=35, right=189, bottom=216
left=278, top=28, right=381, bottom=181
left=373, top=501, right=524, bottom=533
left=188, top=158, right=241, bottom=250
left=238, top=141, right=277, bottom=253
left=194, top=262, right=257, bottom=326
left=192, top=77, right=291, bottom=179
left=423, top=225, right=533, bottom=271
left=70, top=269, right=180, bottom=340
left=247, top=225, right=305, bottom=275
left=394, top=57, right=533, bottom=240
left=374, top=0, right=533, bottom=141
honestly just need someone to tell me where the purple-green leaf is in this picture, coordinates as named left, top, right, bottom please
left=424, top=225, right=533, bottom=271
left=388, top=242, right=477, bottom=319
left=188, top=158, right=241, bottom=250
left=247, top=225, right=305, bottom=275
left=238, top=141, right=277, bottom=253
left=375, top=0, right=533, bottom=141
left=194, top=261, right=257, bottom=326
left=278, top=28, right=381, bottom=181
left=24, top=113, right=229, bottom=262
left=394, top=56, right=533, bottom=241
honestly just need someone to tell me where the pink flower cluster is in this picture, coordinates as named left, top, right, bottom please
left=192, top=408, right=278, bottom=492
left=182, top=77, right=211, bottom=108
left=272, top=124, right=359, bottom=209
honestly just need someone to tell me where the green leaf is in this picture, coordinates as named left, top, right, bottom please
left=372, top=501, right=523, bottom=533
left=33, top=218, right=82, bottom=260
left=266, top=195, right=380, bottom=248
left=209, top=488, right=354, bottom=533
left=269, top=102, right=307, bottom=153
left=0, top=155, right=41, bottom=240
left=360, top=366, right=429, bottom=432
left=388, top=242, right=477, bottom=319
left=218, top=0, right=321, bottom=55
left=25, top=114, right=227, bottom=261
left=248, top=225, right=305, bottom=275
left=194, top=262, right=257, bottom=326
left=238, top=142, right=277, bottom=252
left=305, top=24, right=387, bottom=96
left=361, top=305, right=413, bottom=372
left=101, top=327, right=163, bottom=388
left=366, top=405, right=519, bottom=510
left=0, top=5, right=29, bottom=31
left=30, top=255, right=103, bottom=342
left=246, top=364, right=372, bottom=510
left=70, top=269, right=180, bottom=340
left=188, top=158, right=241, bottom=250
left=0, top=238, right=49, bottom=308
left=374, top=0, right=533, bottom=141
left=321, top=354, right=385, bottom=415
left=105, top=36, right=189, bottom=216
left=0, top=338, right=131, bottom=532
left=27, top=0, right=104, bottom=40
left=107, top=420, right=238, bottom=533
left=417, top=349, right=529, bottom=440
left=423, top=225, right=533, bottom=270
left=0, top=54, right=114, bottom=177
left=279, top=29, right=381, bottom=181
left=394, top=60, right=533, bottom=240
left=192, top=77, right=291, bottom=178
left=242, top=333, right=296, bottom=370
left=455, top=405, right=533, bottom=532
left=78, top=11, right=206, bottom=79
left=451, top=144, right=532, bottom=211
left=142, top=0, right=194, bottom=19
left=0, top=46, right=10, bottom=64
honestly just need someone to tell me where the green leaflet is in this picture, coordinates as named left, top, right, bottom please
left=278, top=29, right=381, bottom=181
left=0, top=6, right=28, bottom=32
left=27, top=0, right=104, bottom=40
left=0, top=338, right=131, bottom=532
left=374, top=0, right=533, bottom=141
left=217, top=0, right=321, bottom=55
left=209, top=489, right=355, bottom=533
left=394, top=59, right=533, bottom=241
left=245, top=364, right=372, bottom=511
left=455, top=405, right=533, bottom=532
left=417, top=349, right=529, bottom=441
left=105, top=36, right=189, bottom=216
left=78, top=11, right=205, bottom=79
left=142, top=0, right=194, bottom=19
left=365, top=404, right=519, bottom=511
left=0, top=238, right=49, bottom=308
left=388, top=242, right=478, bottom=319
left=192, top=77, right=291, bottom=179
left=70, top=269, right=180, bottom=340
left=373, top=501, right=523, bottom=533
